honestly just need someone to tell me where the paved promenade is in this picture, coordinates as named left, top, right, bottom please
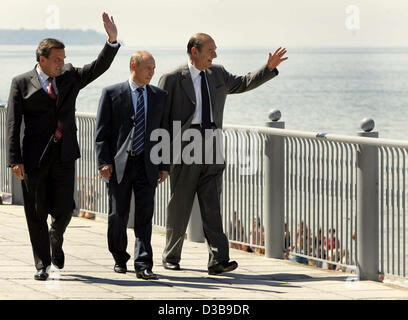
left=1, top=204, right=408, bottom=300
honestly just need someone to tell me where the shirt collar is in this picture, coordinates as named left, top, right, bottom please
left=187, top=59, right=203, bottom=80
left=128, top=78, right=146, bottom=92
left=36, top=64, right=51, bottom=82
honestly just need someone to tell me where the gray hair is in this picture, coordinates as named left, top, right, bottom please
left=187, top=33, right=212, bottom=55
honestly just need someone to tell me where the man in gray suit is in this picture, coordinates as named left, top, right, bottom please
left=158, top=33, right=287, bottom=275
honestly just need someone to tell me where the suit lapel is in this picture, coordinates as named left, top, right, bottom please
left=146, top=85, right=155, bottom=137
left=114, top=81, right=134, bottom=184
left=181, top=64, right=196, bottom=106
left=55, top=71, right=69, bottom=111
left=28, top=68, right=43, bottom=96
left=120, top=81, right=135, bottom=121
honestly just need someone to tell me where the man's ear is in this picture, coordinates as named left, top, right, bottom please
left=191, top=47, right=198, bottom=57
left=39, top=56, right=46, bottom=65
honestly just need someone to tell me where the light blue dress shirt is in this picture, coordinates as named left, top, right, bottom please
left=128, top=79, right=148, bottom=124
left=36, top=65, right=59, bottom=95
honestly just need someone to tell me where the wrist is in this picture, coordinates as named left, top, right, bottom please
left=108, top=38, right=117, bottom=44
left=267, top=64, right=276, bottom=71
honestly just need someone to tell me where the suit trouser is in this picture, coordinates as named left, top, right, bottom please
left=22, top=140, right=75, bottom=271
left=163, top=159, right=229, bottom=268
left=107, top=153, right=156, bottom=271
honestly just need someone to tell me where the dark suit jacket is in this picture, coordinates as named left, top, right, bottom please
left=6, top=42, right=120, bottom=172
left=95, top=81, right=169, bottom=187
left=158, top=63, right=279, bottom=163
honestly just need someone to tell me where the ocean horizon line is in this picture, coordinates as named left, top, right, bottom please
left=2, top=44, right=408, bottom=51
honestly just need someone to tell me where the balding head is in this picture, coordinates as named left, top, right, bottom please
left=130, top=51, right=155, bottom=86
left=130, top=51, right=153, bottom=70
left=187, top=33, right=217, bottom=71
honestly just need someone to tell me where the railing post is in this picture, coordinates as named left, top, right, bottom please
left=264, top=110, right=285, bottom=258
left=0, top=104, right=7, bottom=204
left=11, top=116, right=24, bottom=205
left=356, top=118, right=380, bottom=281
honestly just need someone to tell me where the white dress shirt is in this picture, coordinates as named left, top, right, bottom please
left=188, top=60, right=214, bottom=125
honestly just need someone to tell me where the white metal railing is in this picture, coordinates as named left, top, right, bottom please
left=224, top=120, right=408, bottom=280
left=0, top=106, right=11, bottom=201
left=1, top=109, right=407, bottom=281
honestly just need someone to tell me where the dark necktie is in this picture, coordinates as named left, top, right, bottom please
left=47, top=77, right=63, bottom=141
left=200, top=71, right=211, bottom=129
left=132, top=87, right=145, bottom=154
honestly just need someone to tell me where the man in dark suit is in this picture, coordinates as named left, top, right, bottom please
left=6, top=13, right=120, bottom=281
left=158, top=33, right=287, bottom=275
left=95, top=51, right=169, bottom=280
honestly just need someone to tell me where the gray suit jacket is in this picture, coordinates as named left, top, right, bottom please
left=157, top=63, right=279, bottom=163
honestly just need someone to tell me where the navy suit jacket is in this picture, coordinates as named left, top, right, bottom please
left=95, top=81, right=169, bottom=187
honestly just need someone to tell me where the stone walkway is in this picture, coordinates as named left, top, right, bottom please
left=1, top=204, right=408, bottom=300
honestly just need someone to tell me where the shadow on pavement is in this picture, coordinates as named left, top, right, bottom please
left=60, top=270, right=350, bottom=294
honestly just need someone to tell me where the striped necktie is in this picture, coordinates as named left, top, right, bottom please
left=132, top=87, right=145, bottom=154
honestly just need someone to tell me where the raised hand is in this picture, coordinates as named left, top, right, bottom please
left=102, top=12, right=117, bottom=43
left=267, top=47, right=288, bottom=70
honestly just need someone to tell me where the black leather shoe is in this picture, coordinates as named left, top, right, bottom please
left=163, top=261, right=181, bottom=270
left=136, top=269, right=158, bottom=280
left=51, top=249, right=65, bottom=269
left=208, top=260, right=238, bottom=275
left=114, top=264, right=127, bottom=274
left=52, top=257, right=64, bottom=269
left=34, top=268, right=49, bottom=281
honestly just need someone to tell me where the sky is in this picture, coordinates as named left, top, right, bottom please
left=1, top=0, right=408, bottom=47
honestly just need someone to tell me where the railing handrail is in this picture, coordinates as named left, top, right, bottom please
left=57, top=112, right=408, bottom=150
left=76, top=112, right=97, bottom=119
left=224, top=124, right=408, bottom=149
